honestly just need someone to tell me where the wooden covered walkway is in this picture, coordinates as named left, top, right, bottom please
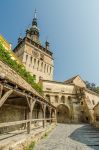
left=0, top=59, right=56, bottom=149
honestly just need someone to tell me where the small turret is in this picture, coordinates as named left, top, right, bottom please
left=45, top=41, right=49, bottom=50
left=18, top=36, right=22, bottom=43
left=26, top=27, right=30, bottom=37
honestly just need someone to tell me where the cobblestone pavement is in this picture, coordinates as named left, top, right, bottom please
left=34, top=124, right=99, bottom=150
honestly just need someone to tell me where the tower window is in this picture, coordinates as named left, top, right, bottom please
left=55, top=95, right=59, bottom=103
left=34, top=58, right=36, bottom=68
left=47, top=65, right=49, bottom=73
left=44, top=64, right=46, bottom=72
left=30, top=56, right=32, bottom=64
left=38, top=60, right=40, bottom=69
left=26, top=55, right=28, bottom=62
left=41, top=62, right=43, bottom=71
left=50, top=66, right=52, bottom=74
left=61, top=96, right=65, bottom=103
left=92, top=100, right=95, bottom=105
left=33, top=75, right=36, bottom=81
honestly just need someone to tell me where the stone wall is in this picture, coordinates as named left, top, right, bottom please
left=42, top=80, right=82, bottom=123
left=0, top=105, right=26, bottom=133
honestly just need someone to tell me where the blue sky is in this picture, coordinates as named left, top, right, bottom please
left=0, top=0, right=99, bottom=85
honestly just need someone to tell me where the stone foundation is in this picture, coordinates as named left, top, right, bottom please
left=3, top=124, right=56, bottom=150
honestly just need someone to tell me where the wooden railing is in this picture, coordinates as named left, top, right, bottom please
left=0, top=118, right=56, bottom=134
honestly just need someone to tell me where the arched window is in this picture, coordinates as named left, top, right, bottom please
left=33, top=74, right=36, bottom=82
left=34, top=58, right=36, bottom=68
left=92, top=100, right=95, bottom=105
left=30, top=56, right=32, bottom=66
left=50, top=66, right=52, bottom=74
left=47, top=65, right=49, bottom=73
left=37, top=60, right=40, bottom=70
left=30, top=56, right=32, bottom=64
left=45, top=94, right=50, bottom=103
left=61, top=96, right=65, bottom=103
left=41, top=62, right=43, bottom=71
left=26, top=55, right=28, bottom=63
left=55, top=95, right=59, bottom=103
left=44, top=64, right=46, bottom=72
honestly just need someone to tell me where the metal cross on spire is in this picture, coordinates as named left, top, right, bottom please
left=34, top=9, right=37, bottom=19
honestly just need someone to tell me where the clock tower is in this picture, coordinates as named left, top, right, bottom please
left=13, top=10, right=54, bottom=83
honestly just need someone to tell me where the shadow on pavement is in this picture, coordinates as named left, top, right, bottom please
left=69, top=124, right=99, bottom=150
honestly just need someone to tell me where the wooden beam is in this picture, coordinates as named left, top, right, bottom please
left=0, top=118, right=56, bottom=128
left=0, top=89, right=13, bottom=107
left=0, top=119, right=29, bottom=128
left=31, top=99, right=36, bottom=111
left=4, top=104, right=27, bottom=110
left=0, top=84, right=3, bottom=99
left=26, top=97, right=36, bottom=111
left=50, top=108, right=52, bottom=124
left=26, top=96, right=31, bottom=110
left=3, top=83, right=56, bottom=110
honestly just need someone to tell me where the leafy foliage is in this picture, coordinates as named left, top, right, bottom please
left=0, top=43, right=42, bottom=93
left=85, top=81, right=99, bottom=94
left=95, top=87, right=99, bottom=94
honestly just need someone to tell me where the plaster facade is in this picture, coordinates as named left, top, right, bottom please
left=12, top=12, right=99, bottom=126
left=42, top=76, right=99, bottom=124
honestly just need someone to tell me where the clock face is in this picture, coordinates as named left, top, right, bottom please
left=40, top=53, right=44, bottom=60
left=32, top=50, right=39, bottom=58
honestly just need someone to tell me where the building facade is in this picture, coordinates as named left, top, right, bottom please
left=41, top=76, right=99, bottom=124
left=13, top=11, right=54, bottom=83
left=13, top=12, right=99, bottom=125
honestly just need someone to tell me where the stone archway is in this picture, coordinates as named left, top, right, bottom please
left=56, top=104, right=70, bottom=123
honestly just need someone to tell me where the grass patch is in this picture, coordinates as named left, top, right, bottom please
left=44, top=132, right=48, bottom=137
left=24, top=141, right=35, bottom=150
left=41, top=132, right=48, bottom=139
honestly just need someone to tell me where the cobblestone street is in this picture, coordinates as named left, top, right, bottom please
left=34, top=124, right=99, bottom=150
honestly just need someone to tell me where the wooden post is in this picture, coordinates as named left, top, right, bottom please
left=0, top=84, right=3, bottom=99
left=27, top=110, right=32, bottom=134
left=55, top=109, right=57, bottom=124
left=27, top=98, right=36, bottom=134
left=43, top=104, right=46, bottom=128
left=50, top=108, right=52, bottom=124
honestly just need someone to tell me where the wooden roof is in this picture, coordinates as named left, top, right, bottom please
left=0, top=58, right=55, bottom=108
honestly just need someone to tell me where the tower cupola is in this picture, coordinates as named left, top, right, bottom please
left=28, top=9, right=40, bottom=43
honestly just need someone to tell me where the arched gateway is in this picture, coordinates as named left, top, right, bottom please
left=56, top=104, right=70, bottom=123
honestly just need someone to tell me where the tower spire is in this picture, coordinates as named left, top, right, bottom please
left=32, top=9, right=38, bottom=26
left=34, top=9, right=37, bottom=19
